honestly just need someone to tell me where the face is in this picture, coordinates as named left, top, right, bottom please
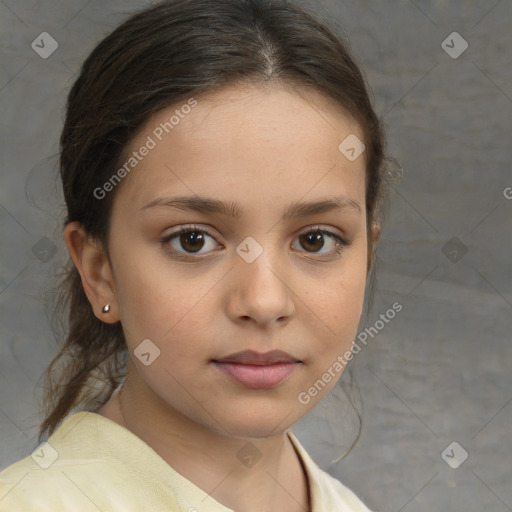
left=105, top=83, right=369, bottom=438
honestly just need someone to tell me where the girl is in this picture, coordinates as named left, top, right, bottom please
left=0, top=0, right=386, bottom=510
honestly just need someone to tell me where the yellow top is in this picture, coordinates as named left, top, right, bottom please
left=0, top=411, right=372, bottom=511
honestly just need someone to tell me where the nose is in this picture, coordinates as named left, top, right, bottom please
left=226, top=238, right=296, bottom=327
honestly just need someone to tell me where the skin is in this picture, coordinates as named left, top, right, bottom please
left=64, top=82, right=379, bottom=512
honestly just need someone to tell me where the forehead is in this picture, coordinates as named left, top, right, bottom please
left=115, top=82, right=367, bottom=214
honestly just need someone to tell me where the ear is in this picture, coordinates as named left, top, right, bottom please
left=367, top=221, right=381, bottom=274
left=63, top=221, right=118, bottom=323
left=371, top=221, right=381, bottom=245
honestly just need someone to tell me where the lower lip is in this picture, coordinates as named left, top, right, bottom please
left=212, top=361, right=300, bottom=389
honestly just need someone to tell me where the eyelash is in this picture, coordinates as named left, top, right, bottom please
left=160, top=224, right=350, bottom=261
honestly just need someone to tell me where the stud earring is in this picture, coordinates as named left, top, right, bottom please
left=102, top=304, right=111, bottom=313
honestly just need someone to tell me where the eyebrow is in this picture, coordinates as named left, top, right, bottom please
left=140, top=194, right=361, bottom=220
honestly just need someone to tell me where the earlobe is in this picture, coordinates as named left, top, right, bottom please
left=63, top=222, right=118, bottom=323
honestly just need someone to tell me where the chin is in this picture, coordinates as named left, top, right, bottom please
left=208, top=402, right=302, bottom=440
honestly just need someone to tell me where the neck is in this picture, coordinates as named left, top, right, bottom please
left=106, top=361, right=311, bottom=512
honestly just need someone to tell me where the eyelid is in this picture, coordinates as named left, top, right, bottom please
left=163, top=224, right=218, bottom=243
left=162, top=223, right=346, bottom=240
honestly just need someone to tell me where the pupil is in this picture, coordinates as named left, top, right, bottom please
left=302, top=232, right=323, bottom=252
left=182, top=232, right=204, bottom=252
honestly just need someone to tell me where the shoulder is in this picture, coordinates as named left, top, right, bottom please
left=287, top=431, right=373, bottom=512
left=311, top=466, right=374, bottom=511
left=0, top=412, right=181, bottom=511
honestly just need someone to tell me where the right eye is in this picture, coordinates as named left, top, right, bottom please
left=160, top=225, right=220, bottom=257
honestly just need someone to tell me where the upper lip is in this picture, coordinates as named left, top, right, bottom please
left=213, top=350, right=301, bottom=365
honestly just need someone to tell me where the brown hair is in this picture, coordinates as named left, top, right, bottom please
left=38, top=0, right=387, bottom=442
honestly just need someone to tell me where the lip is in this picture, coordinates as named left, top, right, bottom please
left=213, top=349, right=301, bottom=365
left=212, top=350, right=302, bottom=389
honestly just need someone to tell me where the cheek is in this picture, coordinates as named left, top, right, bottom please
left=317, top=281, right=364, bottom=341
left=307, top=262, right=367, bottom=355
left=113, top=256, right=214, bottom=356
left=322, top=250, right=367, bottom=316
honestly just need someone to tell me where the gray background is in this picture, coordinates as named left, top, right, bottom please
left=1, top=1, right=511, bottom=511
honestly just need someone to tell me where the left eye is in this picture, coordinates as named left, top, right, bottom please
left=161, top=225, right=348, bottom=258
left=292, top=229, right=347, bottom=255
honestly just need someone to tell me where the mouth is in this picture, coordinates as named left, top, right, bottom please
left=211, top=350, right=302, bottom=389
